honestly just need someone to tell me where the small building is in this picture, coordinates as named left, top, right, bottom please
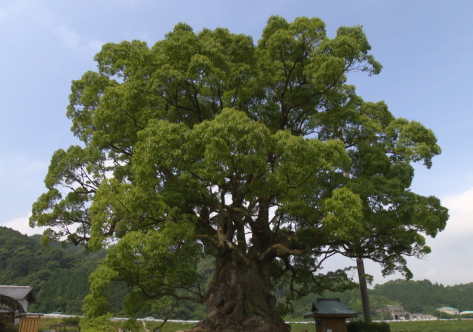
left=410, top=313, right=438, bottom=321
left=0, top=286, right=36, bottom=312
left=437, top=307, right=459, bottom=315
left=385, top=305, right=406, bottom=320
left=377, top=305, right=406, bottom=320
left=304, top=298, right=358, bottom=332
left=0, top=286, right=37, bottom=325
left=460, top=311, right=473, bottom=317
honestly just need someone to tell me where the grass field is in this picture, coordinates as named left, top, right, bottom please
left=387, top=319, right=473, bottom=332
left=36, top=317, right=473, bottom=332
left=36, top=318, right=314, bottom=332
left=120, top=320, right=315, bottom=332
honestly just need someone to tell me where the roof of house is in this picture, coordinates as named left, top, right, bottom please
left=438, top=307, right=457, bottom=310
left=0, top=286, right=36, bottom=304
left=304, top=298, right=358, bottom=318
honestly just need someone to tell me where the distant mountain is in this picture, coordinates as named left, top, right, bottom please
left=0, top=226, right=205, bottom=318
left=0, top=226, right=101, bottom=314
left=371, top=279, right=473, bottom=314
left=3, top=226, right=473, bottom=320
left=283, top=279, right=473, bottom=320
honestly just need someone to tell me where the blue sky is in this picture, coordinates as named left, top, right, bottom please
left=1, top=0, right=472, bottom=287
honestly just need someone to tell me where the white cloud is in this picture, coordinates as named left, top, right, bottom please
left=442, top=187, right=473, bottom=235
left=407, top=188, right=473, bottom=285
left=0, top=0, right=103, bottom=53
left=0, top=8, right=7, bottom=21
left=373, top=187, right=473, bottom=286
left=0, top=154, right=47, bottom=179
left=2, top=213, right=46, bottom=236
left=54, top=25, right=103, bottom=53
left=0, top=0, right=31, bottom=22
left=321, top=187, right=473, bottom=287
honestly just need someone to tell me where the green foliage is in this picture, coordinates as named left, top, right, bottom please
left=29, top=15, right=448, bottom=329
left=0, top=227, right=99, bottom=314
left=347, top=321, right=391, bottom=332
left=84, top=220, right=203, bottom=320
left=120, top=318, right=141, bottom=332
left=372, top=279, right=473, bottom=315
left=79, top=313, right=115, bottom=332
left=0, top=227, right=73, bottom=285
left=0, top=226, right=209, bottom=319
left=283, top=279, right=473, bottom=322
left=61, top=316, right=81, bottom=326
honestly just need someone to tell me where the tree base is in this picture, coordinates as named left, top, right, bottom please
left=181, top=259, right=291, bottom=332
left=184, top=315, right=291, bottom=332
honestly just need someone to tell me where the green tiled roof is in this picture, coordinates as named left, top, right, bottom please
left=304, top=298, right=358, bottom=318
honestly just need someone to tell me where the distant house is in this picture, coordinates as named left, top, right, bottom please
left=410, top=314, right=438, bottom=321
left=377, top=305, right=406, bottom=320
left=304, top=298, right=358, bottom=332
left=437, top=307, right=459, bottom=315
left=0, top=286, right=37, bottom=324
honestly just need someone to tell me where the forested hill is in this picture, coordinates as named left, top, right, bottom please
left=2, top=225, right=473, bottom=319
left=372, top=279, right=473, bottom=314
left=0, top=226, right=103, bottom=314
left=0, top=226, right=207, bottom=319
left=286, top=279, right=473, bottom=320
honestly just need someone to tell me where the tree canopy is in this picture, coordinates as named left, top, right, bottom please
left=30, top=16, right=448, bottom=332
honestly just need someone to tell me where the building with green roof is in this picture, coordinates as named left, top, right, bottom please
left=437, top=307, right=459, bottom=315
left=304, top=298, right=358, bottom=332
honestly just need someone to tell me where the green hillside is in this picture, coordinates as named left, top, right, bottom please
left=0, top=226, right=98, bottom=314
left=2, top=226, right=473, bottom=321
left=372, top=279, right=473, bottom=314
left=0, top=227, right=206, bottom=318
left=284, top=279, right=473, bottom=320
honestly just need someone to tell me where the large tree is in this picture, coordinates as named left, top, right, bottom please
left=30, top=16, right=447, bottom=332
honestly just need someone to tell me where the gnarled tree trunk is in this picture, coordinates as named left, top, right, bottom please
left=188, top=255, right=291, bottom=332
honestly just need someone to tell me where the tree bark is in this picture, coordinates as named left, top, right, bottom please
left=356, top=257, right=371, bottom=323
left=187, top=255, right=291, bottom=332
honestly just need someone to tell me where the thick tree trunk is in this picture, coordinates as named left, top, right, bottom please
left=187, top=256, right=291, bottom=332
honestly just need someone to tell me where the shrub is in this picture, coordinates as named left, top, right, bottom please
left=347, top=321, right=391, bottom=332
left=61, top=316, right=81, bottom=325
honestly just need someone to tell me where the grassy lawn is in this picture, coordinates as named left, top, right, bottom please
left=144, top=319, right=473, bottom=332
left=37, top=317, right=315, bottom=332
left=139, top=320, right=315, bottom=332
left=37, top=317, right=473, bottom=332
left=387, top=319, right=473, bottom=332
